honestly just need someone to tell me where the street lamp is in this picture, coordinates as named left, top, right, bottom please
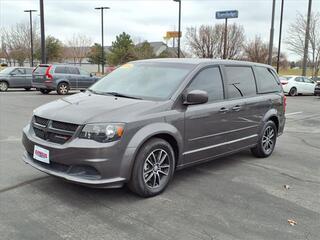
left=39, top=0, right=46, bottom=64
left=173, top=0, right=181, bottom=58
left=302, top=0, right=312, bottom=76
left=95, top=7, right=110, bottom=74
left=24, top=10, right=37, bottom=67
left=268, top=0, right=276, bottom=66
left=276, top=0, right=284, bottom=73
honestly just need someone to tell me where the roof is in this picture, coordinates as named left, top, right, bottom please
left=132, top=58, right=273, bottom=68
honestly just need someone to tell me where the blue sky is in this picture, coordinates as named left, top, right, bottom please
left=1, top=0, right=319, bottom=61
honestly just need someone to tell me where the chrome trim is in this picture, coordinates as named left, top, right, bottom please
left=189, top=125, right=258, bottom=142
left=183, top=134, right=258, bottom=155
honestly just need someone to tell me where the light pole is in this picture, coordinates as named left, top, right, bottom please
left=276, top=0, right=284, bottom=73
left=268, top=0, right=276, bottom=66
left=302, top=0, right=312, bottom=76
left=24, top=10, right=37, bottom=67
left=95, top=7, right=110, bottom=74
left=173, top=0, right=181, bottom=58
left=39, top=0, right=46, bottom=64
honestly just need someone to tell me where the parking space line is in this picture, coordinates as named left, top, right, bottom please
left=286, top=112, right=303, bottom=116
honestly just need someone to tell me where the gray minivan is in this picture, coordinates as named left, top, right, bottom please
left=22, top=59, right=286, bottom=197
left=0, top=67, right=34, bottom=91
left=32, top=64, right=99, bottom=95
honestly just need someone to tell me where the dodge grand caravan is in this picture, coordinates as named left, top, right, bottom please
left=22, top=59, right=286, bottom=197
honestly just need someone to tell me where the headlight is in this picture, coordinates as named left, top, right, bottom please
left=79, top=123, right=124, bottom=143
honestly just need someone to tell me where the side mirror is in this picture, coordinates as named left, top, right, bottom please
left=90, top=72, right=96, bottom=77
left=9, top=72, right=16, bottom=76
left=183, top=90, right=208, bottom=105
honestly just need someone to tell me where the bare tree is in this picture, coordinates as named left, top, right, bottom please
left=185, top=23, right=245, bottom=59
left=286, top=12, right=320, bottom=77
left=243, top=36, right=269, bottom=63
left=66, top=33, right=92, bottom=65
left=243, top=35, right=288, bottom=68
left=0, top=21, right=40, bottom=66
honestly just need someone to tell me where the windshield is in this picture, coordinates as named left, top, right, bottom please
left=0, top=67, right=14, bottom=75
left=89, top=62, right=193, bottom=100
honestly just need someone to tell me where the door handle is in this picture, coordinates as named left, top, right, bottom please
left=219, top=107, right=229, bottom=113
left=232, top=105, right=241, bottom=111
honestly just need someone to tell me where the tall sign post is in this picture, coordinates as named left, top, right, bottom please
left=216, top=10, right=238, bottom=59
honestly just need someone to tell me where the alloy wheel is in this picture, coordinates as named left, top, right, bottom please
left=0, top=82, right=8, bottom=91
left=59, top=84, right=68, bottom=94
left=143, top=149, right=170, bottom=188
left=262, top=126, right=275, bottom=154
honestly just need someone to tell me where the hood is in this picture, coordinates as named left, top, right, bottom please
left=34, top=92, right=170, bottom=124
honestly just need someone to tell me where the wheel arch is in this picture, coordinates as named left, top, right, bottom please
left=122, top=122, right=183, bottom=180
left=262, top=109, right=280, bottom=132
left=0, top=80, right=9, bottom=87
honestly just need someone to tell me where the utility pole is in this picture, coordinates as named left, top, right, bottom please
left=268, top=0, right=276, bottom=66
left=24, top=10, right=37, bottom=67
left=302, top=0, right=312, bottom=76
left=39, top=0, right=46, bottom=64
left=276, top=0, right=284, bottom=73
left=223, top=18, right=228, bottom=59
left=95, top=7, right=110, bottom=74
left=173, top=0, right=181, bottom=58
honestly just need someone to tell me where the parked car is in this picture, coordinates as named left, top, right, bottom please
left=22, top=59, right=286, bottom=197
left=0, top=67, right=34, bottom=91
left=32, top=64, right=99, bottom=95
left=281, top=75, right=316, bottom=96
left=315, top=82, right=320, bottom=96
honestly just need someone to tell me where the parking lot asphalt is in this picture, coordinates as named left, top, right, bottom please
left=0, top=90, right=319, bottom=240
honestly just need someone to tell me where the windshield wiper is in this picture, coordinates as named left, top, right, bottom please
left=104, top=92, right=143, bottom=100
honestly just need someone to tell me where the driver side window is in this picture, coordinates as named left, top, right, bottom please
left=187, top=67, right=224, bottom=103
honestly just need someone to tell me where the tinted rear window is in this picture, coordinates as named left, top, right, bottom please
left=33, top=66, right=48, bottom=74
left=54, top=66, right=68, bottom=74
left=68, top=67, right=80, bottom=75
left=225, top=66, right=256, bottom=98
left=254, top=67, right=281, bottom=93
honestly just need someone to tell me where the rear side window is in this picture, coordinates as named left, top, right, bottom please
left=54, top=66, right=68, bottom=74
left=254, top=67, right=281, bottom=93
left=33, top=66, right=48, bottom=74
left=187, top=67, right=224, bottom=102
left=68, top=67, right=80, bottom=75
left=225, top=66, right=256, bottom=98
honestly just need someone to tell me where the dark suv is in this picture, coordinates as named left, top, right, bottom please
left=22, top=59, right=286, bottom=197
left=32, top=64, right=99, bottom=95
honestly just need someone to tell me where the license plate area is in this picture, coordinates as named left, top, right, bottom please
left=33, top=145, right=50, bottom=164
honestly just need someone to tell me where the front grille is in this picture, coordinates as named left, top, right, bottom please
left=34, top=116, right=49, bottom=126
left=32, top=115, right=79, bottom=144
left=52, top=120, right=78, bottom=132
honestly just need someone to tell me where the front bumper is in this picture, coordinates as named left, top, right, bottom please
left=22, top=124, right=133, bottom=188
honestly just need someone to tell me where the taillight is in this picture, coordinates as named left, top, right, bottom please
left=283, top=95, right=287, bottom=113
left=45, top=66, right=53, bottom=80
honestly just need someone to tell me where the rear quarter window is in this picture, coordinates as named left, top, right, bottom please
left=33, top=66, right=48, bottom=74
left=54, top=66, right=68, bottom=74
left=225, top=66, right=256, bottom=98
left=254, top=67, right=281, bottom=93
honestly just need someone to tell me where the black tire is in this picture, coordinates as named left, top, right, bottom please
left=0, top=81, right=8, bottom=91
left=57, top=82, right=69, bottom=95
left=128, top=138, right=175, bottom=197
left=289, top=87, right=297, bottom=96
left=40, top=89, right=51, bottom=94
left=251, top=121, right=277, bottom=158
left=25, top=87, right=31, bottom=91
